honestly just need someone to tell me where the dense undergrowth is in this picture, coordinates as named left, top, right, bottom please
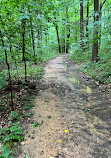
left=69, top=49, right=111, bottom=84
left=40, top=51, right=59, bottom=61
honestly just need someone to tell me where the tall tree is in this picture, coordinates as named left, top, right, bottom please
left=66, top=7, right=70, bottom=53
left=0, top=29, right=14, bottom=110
left=92, top=0, right=107, bottom=61
left=92, top=0, right=99, bottom=62
left=99, top=0, right=107, bottom=47
left=80, top=0, right=84, bottom=49
left=21, top=5, right=27, bottom=82
left=54, top=16, right=61, bottom=54
left=86, top=0, right=89, bottom=50
left=75, top=8, right=78, bottom=43
left=29, top=9, right=36, bottom=57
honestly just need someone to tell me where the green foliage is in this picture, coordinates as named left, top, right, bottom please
left=24, top=112, right=33, bottom=117
left=33, top=121, right=40, bottom=127
left=0, top=122, right=24, bottom=144
left=9, top=64, right=44, bottom=80
left=23, top=103, right=32, bottom=110
left=1, top=148, right=10, bottom=158
left=26, top=64, right=44, bottom=80
left=0, top=121, right=24, bottom=157
left=1, top=105, right=10, bottom=111
left=9, top=111, right=20, bottom=121
left=40, top=51, right=59, bottom=61
left=0, top=71, right=8, bottom=89
left=0, top=111, right=24, bottom=157
left=70, top=50, right=111, bottom=83
left=81, top=60, right=111, bottom=84
left=68, top=0, right=111, bottom=84
left=69, top=49, right=91, bottom=62
left=24, top=154, right=30, bottom=158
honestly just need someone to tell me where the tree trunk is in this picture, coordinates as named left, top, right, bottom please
left=99, top=3, right=102, bottom=47
left=66, top=27, right=70, bottom=53
left=37, top=25, right=42, bottom=54
left=45, top=33, right=47, bottom=44
left=54, top=17, right=61, bottom=53
left=86, top=0, right=89, bottom=49
left=37, top=29, right=41, bottom=48
left=22, top=18, right=27, bottom=82
left=0, top=30, right=14, bottom=110
left=61, top=27, right=65, bottom=53
left=99, top=0, right=107, bottom=47
left=75, top=9, right=77, bottom=43
left=9, top=41, right=19, bottom=80
left=92, top=0, right=99, bottom=62
left=29, top=9, right=36, bottom=57
left=66, top=7, right=70, bottom=53
left=80, top=0, right=84, bottom=49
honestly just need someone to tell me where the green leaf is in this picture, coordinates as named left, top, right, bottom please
left=20, top=15, right=30, bottom=20
left=8, top=121, right=12, bottom=125
left=33, top=121, right=40, bottom=127
left=3, top=148, right=10, bottom=158
left=24, top=154, right=30, bottom=158
left=47, top=116, right=52, bottom=119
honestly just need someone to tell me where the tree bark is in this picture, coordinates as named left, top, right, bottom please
left=54, top=16, right=61, bottom=53
left=92, top=0, right=99, bottom=62
left=66, top=7, right=70, bottom=53
left=99, top=0, right=107, bottom=47
left=75, top=9, right=77, bottom=43
left=45, top=32, right=47, bottom=44
left=61, top=27, right=65, bottom=53
left=29, top=9, right=36, bottom=57
left=37, top=25, right=42, bottom=53
left=80, top=0, right=84, bottom=49
left=21, top=16, right=27, bottom=82
left=37, top=29, right=40, bottom=48
left=86, top=0, right=89, bottom=49
left=0, top=30, right=14, bottom=110
left=99, top=3, right=102, bottom=47
left=100, top=0, right=107, bottom=11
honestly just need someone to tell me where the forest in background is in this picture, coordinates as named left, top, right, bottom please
left=0, top=0, right=111, bottom=157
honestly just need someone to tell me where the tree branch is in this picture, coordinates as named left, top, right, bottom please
left=100, top=0, right=107, bottom=11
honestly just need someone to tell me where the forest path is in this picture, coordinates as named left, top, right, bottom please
left=18, top=54, right=111, bottom=158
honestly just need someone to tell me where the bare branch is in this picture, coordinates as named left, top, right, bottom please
left=100, top=0, right=107, bottom=11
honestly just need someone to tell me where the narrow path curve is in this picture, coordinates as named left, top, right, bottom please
left=19, top=54, right=111, bottom=158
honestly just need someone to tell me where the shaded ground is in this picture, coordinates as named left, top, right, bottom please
left=18, top=54, right=111, bottom=158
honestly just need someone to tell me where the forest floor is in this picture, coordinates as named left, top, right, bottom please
left=18, top=54, right=111, bottom=158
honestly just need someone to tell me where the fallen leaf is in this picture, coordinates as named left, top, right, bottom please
left=64, top=130, right=68, bottom=133
left=58, top=140, right=61, bottom=143
left=51, top=128, right=54, bottom=130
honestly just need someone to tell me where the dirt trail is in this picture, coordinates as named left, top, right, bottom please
left=18, top=54, right=111, bottom=158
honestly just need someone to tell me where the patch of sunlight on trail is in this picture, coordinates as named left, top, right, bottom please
left=86, top=86, right=92, bottom=94
left=69, top=74, right=92, bottom=94
left=69, top=76, right=80, bottom=85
